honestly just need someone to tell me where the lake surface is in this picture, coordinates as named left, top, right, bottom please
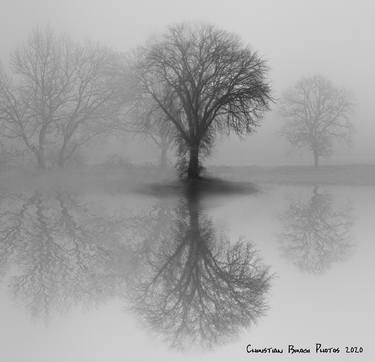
left=0, top=181, right=373, bottom=361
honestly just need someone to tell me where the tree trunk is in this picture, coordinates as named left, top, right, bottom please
left=313, top=150, right=319, bottom=168
left=57, top=137, right=69, bottom=168
left=36, top=149, right=46, bottom=169
left=187, top=144, right=200, bottom=179
left=37, top=126, right=47, bottom=169
left=160, top=144, right=168, bottom=170
left=187, top=186, right=200, bottom=240
left=57, top=150, right=66, bottom=168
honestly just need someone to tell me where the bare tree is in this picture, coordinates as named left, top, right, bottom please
left=0, top=140, right=20, bottom=170
left=280, top=75, right=354, bottom=167
left=0, top=28, right=121, bottom=169
left=133, top=23, right=272, bottom=179
left=142, top=120, right=175, bottom=170
left=122, top=96, right=176, bottom=170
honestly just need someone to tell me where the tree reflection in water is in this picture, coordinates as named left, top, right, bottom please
left=278, top=186, right=354, bottom=274
left=0, top=190, right=134, bottom=320
left=128, top=186, right=271, bottom=350
left=0, top=183, right=272, bottom=350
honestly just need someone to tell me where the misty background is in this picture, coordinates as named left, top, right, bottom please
left=1, top=0, right=373, bottom=167
left=0, top=2, right=374, bottom=360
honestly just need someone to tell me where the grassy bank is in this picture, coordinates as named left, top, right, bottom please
left=1, top=164, right=375, bottom=192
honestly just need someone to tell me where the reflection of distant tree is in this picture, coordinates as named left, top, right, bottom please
left=278, top=186, right=354, bottom=274
left=0, top=191, right=133, bottom=319
left=128, top=190, right=271, bottom=350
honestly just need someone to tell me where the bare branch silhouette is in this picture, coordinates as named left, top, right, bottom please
left=128, top=190, right=271, bottom=349
left=279, top=75, right=354, bottom=167
left=131, top=23, right=272, bottom=178
left=0, top=28, right=122, bottom=169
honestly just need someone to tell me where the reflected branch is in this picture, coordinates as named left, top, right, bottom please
left=278, top=186, right=354, bottom=274
left=0, top=191, right=133, bottom=319
left=128, top=191, right=271, bottom=349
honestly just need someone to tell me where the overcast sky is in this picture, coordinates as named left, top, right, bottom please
left=0, top=0, right=374, bottom=165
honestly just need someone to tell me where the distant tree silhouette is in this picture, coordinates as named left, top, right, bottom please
left=280, top=75, right=353, bottom=167
left=121, top=96, right=177, bottom=170
left=0, top=28, right=122, bottom=169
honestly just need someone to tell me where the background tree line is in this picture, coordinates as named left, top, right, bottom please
left=0, top=24, right=354, bottom=176
left=0, top=27, right=123, bottom=169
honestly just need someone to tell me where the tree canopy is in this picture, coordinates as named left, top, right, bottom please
left=280, top=75, right=353, bottom=167
left=133, top=23, right=272, bottom=178
left=0, top=28, right=122, bottom=168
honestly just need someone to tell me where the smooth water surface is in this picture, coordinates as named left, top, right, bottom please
left=0, top=182, right=373, bottom=361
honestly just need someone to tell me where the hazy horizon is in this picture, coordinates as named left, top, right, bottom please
left=1, top=0, right=374, bottom=167
left=0, top=3, right=374, bottom=360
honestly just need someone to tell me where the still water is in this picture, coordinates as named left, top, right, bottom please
left=0, top=182, right=373, bottom=361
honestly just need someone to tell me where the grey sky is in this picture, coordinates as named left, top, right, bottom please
left=0, top=0, right=374, bottom=165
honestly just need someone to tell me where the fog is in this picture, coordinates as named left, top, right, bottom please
left=0, top=2, right=374, bottom=362
left=1, top=0, right=374, bottom=166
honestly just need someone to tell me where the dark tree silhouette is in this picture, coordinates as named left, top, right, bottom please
left=128, top=189, right=271, bottom=349
left=278, top=186, right=354, bottom=274
left=280, top=75, right=353, bottom=167
left=133, top=23, right=272, bottom=178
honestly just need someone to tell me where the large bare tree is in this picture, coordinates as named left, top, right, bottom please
left=133, top=23, right=272, bottom=179
left=280, top=75, right=354, bottom=167
left=0, top=28, right=121, bottom=169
